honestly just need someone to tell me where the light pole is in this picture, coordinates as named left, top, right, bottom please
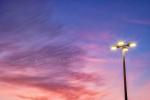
left=111, top=41, right=136, bottom=100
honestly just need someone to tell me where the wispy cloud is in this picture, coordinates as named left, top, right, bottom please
left=0, top=1, right=106, bottom=100
left=123, top=17, right=150, bottom=25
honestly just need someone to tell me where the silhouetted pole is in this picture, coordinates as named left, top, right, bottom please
left=122, top=51, right=128, bottom=100
left=111, top=41, right=137, bottom=100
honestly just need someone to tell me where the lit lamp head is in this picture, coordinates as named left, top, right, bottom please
left=111, top=45, right=117, bottom=51
left=122, top=48, right=128, bottom=53
left=129, top=42, right=136, bottom=48
left=111, top=41, right=137, bottom=54
left=117, top=41, right=125, bottom=46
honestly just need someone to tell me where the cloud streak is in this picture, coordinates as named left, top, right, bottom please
left=123, top=17, right=150, bottom=25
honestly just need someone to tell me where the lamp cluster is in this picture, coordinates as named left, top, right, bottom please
left=111, top=41, right=136, bottom=53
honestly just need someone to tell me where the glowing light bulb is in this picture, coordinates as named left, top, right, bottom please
left=122, top=48, right=128, bottom=52
left=117, top=41, right=125, bottom=46
left=111, top=46, right=117, bottom=51
left=129, top=42, right=136, bottom=48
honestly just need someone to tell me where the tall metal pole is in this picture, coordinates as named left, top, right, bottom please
left=122, top=51, right=128, bottom=100
left=111, top=41, right=136, bottom=100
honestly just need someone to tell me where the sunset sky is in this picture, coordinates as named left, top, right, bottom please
left=0, top=0, right=150, bottom=100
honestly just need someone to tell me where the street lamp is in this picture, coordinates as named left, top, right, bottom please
left=111, top=41, right=136, bottom=100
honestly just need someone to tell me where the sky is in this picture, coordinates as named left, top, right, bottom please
left=0, top=0, right=150, bottom=100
